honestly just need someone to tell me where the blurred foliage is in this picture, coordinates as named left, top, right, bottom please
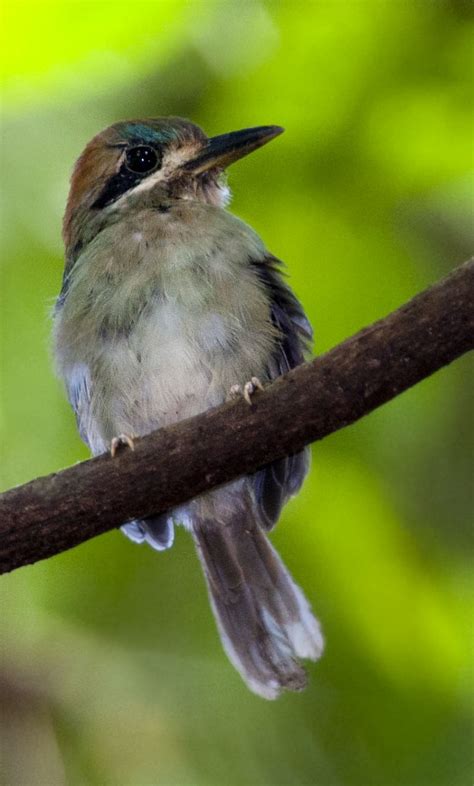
left=0, top=1, right=473, bottom=785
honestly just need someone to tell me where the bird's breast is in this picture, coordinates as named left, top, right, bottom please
left=56, top=204, right=278, bottom=450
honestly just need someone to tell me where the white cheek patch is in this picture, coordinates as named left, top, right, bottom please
left=163, top=145, right=198, bottom=172
left=124, top=166, right=166, bottom=197
left=218, top=182, right=231, bottom=207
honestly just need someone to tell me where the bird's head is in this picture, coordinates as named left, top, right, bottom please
left=63, top=117, right=283, bottom=258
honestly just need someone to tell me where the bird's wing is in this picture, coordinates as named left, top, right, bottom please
left=250, top=256, right=313, bottom=530
left=63, top=361, right=93, bottom=448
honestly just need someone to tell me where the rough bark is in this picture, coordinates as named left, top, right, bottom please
left=0, top=260, right=472, bottom=575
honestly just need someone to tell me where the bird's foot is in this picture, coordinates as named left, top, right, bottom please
left=229, top=376, right=264, bottom=406
left=110, top=433, right=136, bottom=458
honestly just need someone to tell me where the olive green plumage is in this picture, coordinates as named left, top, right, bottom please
left=54, top=118, right=323, bottom=699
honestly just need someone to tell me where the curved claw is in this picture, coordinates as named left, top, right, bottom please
left=229, top=377, right=264, bottom=406
left=229, top=384, right=242, bottom=400
left=110, top=433, right=136, bottom=458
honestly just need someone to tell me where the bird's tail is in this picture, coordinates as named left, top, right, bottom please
left=192, top=502, right=324, bottom=700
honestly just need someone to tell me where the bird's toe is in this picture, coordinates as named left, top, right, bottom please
left=110, top=433, right=136, bottom=458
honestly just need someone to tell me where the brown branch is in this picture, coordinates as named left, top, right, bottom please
left=1, top=260, right=473, bottom=575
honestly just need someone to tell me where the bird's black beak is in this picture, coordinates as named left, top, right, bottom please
left=185, top=125, right=284, bottom=174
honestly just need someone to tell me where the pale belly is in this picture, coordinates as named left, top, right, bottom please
left=71, top=299, right=268, bottom=455
left=56, top=203, right=278, bottom=455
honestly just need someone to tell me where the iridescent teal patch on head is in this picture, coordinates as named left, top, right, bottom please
left=123, top=123, right=179, bottom=145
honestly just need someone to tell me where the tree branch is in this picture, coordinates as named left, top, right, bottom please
left=1, top=260, right=472, bottom=575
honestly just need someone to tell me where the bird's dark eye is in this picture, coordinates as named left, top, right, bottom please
left=125, top=145, right=159, bottom=174
left=92, top=144, right=162, bottom=209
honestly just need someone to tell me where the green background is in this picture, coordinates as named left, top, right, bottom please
left=1, top=2, right=472, bottom=785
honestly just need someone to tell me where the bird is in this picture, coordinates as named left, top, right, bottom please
left=54, top=117, right=324, bottom=699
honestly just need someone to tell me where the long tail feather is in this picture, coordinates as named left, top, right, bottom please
left=192, top=505, right=323, bottom=700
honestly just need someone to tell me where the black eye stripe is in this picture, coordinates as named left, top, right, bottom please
left=92, top=145, right=163, bottom=209
left=92, top=169, right=142, bottom=209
